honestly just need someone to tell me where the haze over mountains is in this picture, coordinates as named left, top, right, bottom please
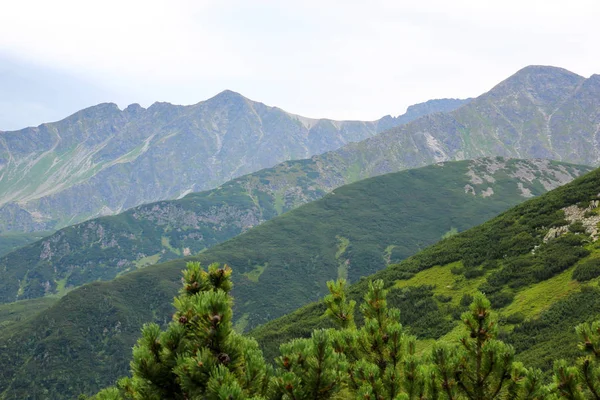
left=0, top=93, right=468, bottom=233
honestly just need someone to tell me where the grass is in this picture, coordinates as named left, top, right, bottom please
left=335, top=236, right=350, bottom=280
left=274, top=191, right=285, bottom=215
left=243, top=264, right=267, bottom=283
left=134, top=253, right=162, bottom=268
left=161, top=236, right=181, bottom=256
left=53, top=277, right=70, bottom=297
left=0, top=297, right=57, bottom=329
left=0, top=231, right=53, bottom=257
left=501, top=267, right=580, bottom=318
left=396, top=262, right=487, bottom=306
left=233, top=313, right=250, bottom=333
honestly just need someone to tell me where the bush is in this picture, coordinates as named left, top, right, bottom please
left=577, top=200, right=590, bottom=209
left=488, top=291, right=515, bottom=309
left=450, top=266, right=465, bottom=275
left=482, top=259, right=499, bottom=270
left=460, top=294, right=474, bottom=307
left=573, top=258, right=600, bottom=281
left=584, top=210, right=598, bottom=218
left=434, top=294, right=452, bottom=303
left=464, top=268, right=485, bottom=279
left=505, top=312, right=525, bottom=324
left=568, top=221, right=586, bottom=234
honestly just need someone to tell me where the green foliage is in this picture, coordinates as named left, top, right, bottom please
left=2, top=163, right=600, bottom=399
left=272, top=330, right=348, bottom=399
left=95, top=262, right=270, bottom=400
left=507, top=286, right=600, bottom=371
left=252, top=166, right=600, bottom=364
left=549, top=321, right=600, bottom=398
left=0, top=159, right=563, bottom=318
left=323, top=279, right=356, bottom=329
left=96, top=269, right=600, bottom=399
left=568, top=221, right=587, bottom=234
left=452, top=293, right=516, bottom=398
left=573, top=258, right=600, bottom=282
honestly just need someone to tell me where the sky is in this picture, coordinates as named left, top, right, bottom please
left=0, top=0, right=598, bottom=131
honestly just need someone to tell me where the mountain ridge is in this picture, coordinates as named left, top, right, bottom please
left=0, top=93, right=468, bottom=232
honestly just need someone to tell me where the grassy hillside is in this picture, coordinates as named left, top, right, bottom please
left=0, top=157, right=586, bottom=399
left=250, top=166, right=600, bottom=369
left=0, top=158, right=587, bottom=305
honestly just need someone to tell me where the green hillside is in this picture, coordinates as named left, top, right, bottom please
left=0, top=158, right=587, bottom=305
left=0, top=157, right=587, bottom=399
left=250, top=166, right=600, bottom=372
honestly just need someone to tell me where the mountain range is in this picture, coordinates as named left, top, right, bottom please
left=3, top=66, right=600, bottom=238
left=1, top=66, right=599, bottom=306
left=0, top=94, right=467, bottom=233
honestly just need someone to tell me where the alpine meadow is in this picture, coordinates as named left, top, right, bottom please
left=1, top=2, right=600, bottom=398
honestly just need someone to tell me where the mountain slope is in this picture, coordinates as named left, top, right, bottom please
left=286, top=66, right=599, bottom=192
left=0, top=158, right=587, bottom=305
left=0, top=94, right=468, bottom=232
left=250, top=165, right=600, bottom=364
left=0, top=158, right=590, bottom=399
left=2, top=65, right=598, bottom=236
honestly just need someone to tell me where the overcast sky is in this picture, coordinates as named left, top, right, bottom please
left=1, top=0, right=598, bottom=130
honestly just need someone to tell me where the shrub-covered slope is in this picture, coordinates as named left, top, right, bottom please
left=0, top=158, right=588, bottom=305
left=0, top=157, right=586, bottom=399
left=251, top=165, right=600, bottom=368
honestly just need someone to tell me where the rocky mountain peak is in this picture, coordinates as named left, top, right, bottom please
left=477, top=65, right=585, bottom=114
left=124, top=103, right=145, bottom=114
left=67, top=102, right=121, bottom=121
left=204, top=89, right=249, bottom=106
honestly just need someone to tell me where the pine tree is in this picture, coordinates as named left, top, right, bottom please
left=270, top=329, right=349, bottom=400
left=92, top=263, right=599, bottom=400
left=324, top=279, right=429, bottom=399
left=429, top=292, right=545, bottom=400
left=95, top=262, right=270, bottom=400
left=552, top=321, right=600, bottom=399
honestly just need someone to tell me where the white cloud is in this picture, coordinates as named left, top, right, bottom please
left=0, top=0, right=598, bottom=127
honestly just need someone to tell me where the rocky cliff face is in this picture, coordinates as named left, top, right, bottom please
left=0, top=93, right=468, bottom=232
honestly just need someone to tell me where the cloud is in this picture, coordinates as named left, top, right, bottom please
left=0, top=0, right=598, bottom=127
